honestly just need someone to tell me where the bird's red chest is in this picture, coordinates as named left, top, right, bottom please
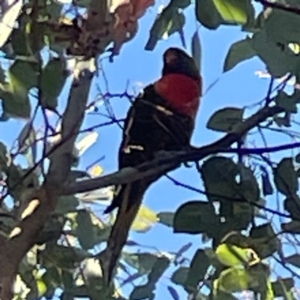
left=154, top=74, right=202, bottom=119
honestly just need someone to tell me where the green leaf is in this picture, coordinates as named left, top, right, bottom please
left=148, top=256, right=170, bottom=285
left=171, top=0, right=191, bottom=8
left=274, top=157, right=298, bottom=197
left=18, top=121, right=36, bottom=164
left=213, top=0, right=253, bottom=25
left=261, top=171, right=273, bottom=196
left=54, top=195, right=79, bottom=215
left=46, top=0, right=63, bottom=20
left=0, top=142, right=9, bottom=172
left=282, top=221, right=300, bottom=236
left=10, top=25, right=31, bottom=56
left=251, top=29, right=299, bottom=78
left=130, top=284, right=154, bottom=300
left=0, top=89, right=31, bottom=119
left=75, top=210, right=95, bottom=250
left=216, top=244, right=252, bottom=267
left=8, top=60, right=38, bottom=91
left=157, top=211, right=174, bottom=227
left=36, top=215, right=64, bottom=245
left=214, top=267, right=250, bottom=294
left=207, top=107, right=244, bottom=132
left=173, top=201, right=218, bottom=234
left=271, top=278, right=294, bottom=298
left=145, top=2, right=186, bottom=51
left=295, top=152, right=300, bottom=163
left=201, top=156, right=239, bottom=204
left=223, top=38, right=256, bottom=72
left=195, top=0, right=223, bottom=29
left=185, top=249, right=210, bottom=293
left=265, top=9, right=300, bottom=47
left=171, top=267, right=189, bottom=286
left=41, top=267, right=61, bottom=297
left=239, top=165, right=260, bottom=202
left=40, top=58, right=68, bottom=110
left=42, top=245, right=92, bottom=269
left=285, top=254, right=300, bottom=268
left=249, top=223, right=280, bottom=259
left=134, top=253, right=159, bottom=274
left=191, top=30, right=202, bottom=72
left=1, top=59, right=39, bottom=119
left=274, top=113, right=291, bottom=128
left=284, top=195, right=300, bottom=219
left=275, top=91, right=298, bottom=113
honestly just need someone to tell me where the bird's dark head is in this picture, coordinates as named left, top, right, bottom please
left=162, top=47, right=200, bottom=81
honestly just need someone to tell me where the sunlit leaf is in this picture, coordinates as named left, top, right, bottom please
left=37, top=278, right=47, bottom=297
left=131, top=205, right=158, bottom=232
left=216, top=244, right=255, bottom=267
left=89, top=165, right=103, bottom=177
left=195, top=0, right=223, bottom=29
left=213, top=0, right=252, bottom=25
left=214, top=267, right=250, bottom=294
left=9, top=60, right=38, bottom=90
left=75, top=131, right=99, bottom=157
left=0, top=87, right=31, bottom=119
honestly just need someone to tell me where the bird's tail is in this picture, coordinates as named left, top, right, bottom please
left=100, top=181, right=147, bottom=285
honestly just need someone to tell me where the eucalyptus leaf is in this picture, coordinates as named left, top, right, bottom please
left=274, top=157, right=298, bottom=197
left=174, top=200, right=218, bottom=234
left=223, top=37, right=256, bottom=72
left=207, top=107, right=244, bottom=132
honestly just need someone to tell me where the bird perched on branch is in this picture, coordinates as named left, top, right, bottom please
left=100, top=47, right=202, bottom=285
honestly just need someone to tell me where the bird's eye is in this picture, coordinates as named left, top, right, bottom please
left=164, top=50, right=177, bottom=65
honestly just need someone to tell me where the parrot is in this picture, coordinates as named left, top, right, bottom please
left=100, top=47, right=203, bottom=285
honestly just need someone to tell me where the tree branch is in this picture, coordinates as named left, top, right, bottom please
left=64, top=105, right=284, bottom=196
left=256, top=0, right=300, bottom=15
left=0, top=71, right=93, bottom=297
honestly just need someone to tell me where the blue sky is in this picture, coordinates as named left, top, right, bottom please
left=0, top=1, right=299, bottom=299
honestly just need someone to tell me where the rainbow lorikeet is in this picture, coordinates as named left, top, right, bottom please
left=101, top=47, right=203, bottom=284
